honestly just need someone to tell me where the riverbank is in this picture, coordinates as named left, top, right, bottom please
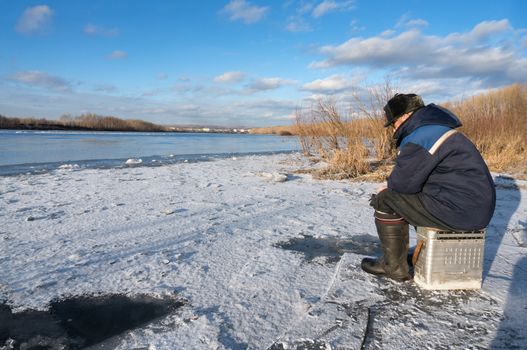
left=0, top=115, right=250, bottom=134
left=0, top=125, right=249, bottom=134
left=1, top=153, right=526, bottom=349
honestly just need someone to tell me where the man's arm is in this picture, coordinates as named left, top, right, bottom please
left=387, top=142, right=440, bottom=194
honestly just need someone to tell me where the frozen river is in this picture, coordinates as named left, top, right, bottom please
left=0, top=130, right=299, bottom=176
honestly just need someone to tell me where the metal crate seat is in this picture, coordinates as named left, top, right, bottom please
left=413, top=227, right=486, bottom=290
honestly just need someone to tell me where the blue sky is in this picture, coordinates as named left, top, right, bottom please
left=1, top=1, right=526, bottom=127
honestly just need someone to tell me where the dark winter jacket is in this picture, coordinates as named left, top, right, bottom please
left=387, top=104, right=496, bottom=230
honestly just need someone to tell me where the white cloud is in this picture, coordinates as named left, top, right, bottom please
left=94, top=84, right=118, bottom=93
left=350, top=19, right=365, bottom=33
left=107, top=50, right=128, bottom=60
left=144, top=108, right=169, bottom=114
left=10, top=70, right=70, bottom=91
left=405, top=19, right=428, bottom=28
left=302, top=74, right=353, bottom=93
left=311, top=29, right=424, bottom=68
left=214, top=71, right=246, bottom=83
left=312, top=1, right=338, bottom=18
left=171, top=81, right=237, bottom=98
left=270, top=113, right=296, bottom=121
left=399, top=79, right=447, bottom=96
left=286, top=1, right=354, bottom=33
left=16, top=5, right=53, bottom=34
left=286, top=17, right=312, bottom=32
left=1, top=76, right=300, bottom=126
left=397, top=77, right=491, bottom=102
left=245, top=77, right=295, bottom=93
left=83, top=24, right=119, bottom=37
left=312, top=0, right=354, bottom=18
left=395, top=14, right=428, bottom=28
left=298, top=3, right=314, bottom=14
left=472, top=19, right=511, bottom=37
left=380, top=29, right=396, bottom=37
left=221, top=0, right=269, bottom=24
left=310, top=19, right=526, bottom=86
left=285, top=2, right=315, bottom=32
left=445, top=19, right=511, bottom=45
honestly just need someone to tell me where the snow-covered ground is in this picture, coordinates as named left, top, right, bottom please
left=1, top=153, right=526, bottom=349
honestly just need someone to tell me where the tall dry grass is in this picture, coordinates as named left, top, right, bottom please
left=445, top=84, right=527, bottom=174
left=249, top=125, right=296, bottom=136
left=294, top=83, right=527, bottom=179
left=294, top=83, right=397, bottom=179
left=295, top=99, right=370, bottom=178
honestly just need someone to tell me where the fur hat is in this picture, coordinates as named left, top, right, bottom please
left=383, top=93, right=425, bottom=127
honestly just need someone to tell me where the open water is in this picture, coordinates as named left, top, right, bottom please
left=0, top=130, right=300, bottom=176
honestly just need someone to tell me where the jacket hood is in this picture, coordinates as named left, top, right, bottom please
left=394, top=103, right=462, bottom=147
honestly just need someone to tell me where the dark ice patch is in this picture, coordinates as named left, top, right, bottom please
left=275, top=234, right=380, bottom=263
left=0, top=294, right=184, bottom=349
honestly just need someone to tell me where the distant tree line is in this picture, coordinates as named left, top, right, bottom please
left=0, top=113, right=167, bottom=132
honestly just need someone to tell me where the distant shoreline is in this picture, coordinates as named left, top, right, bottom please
left=1, top=114, right=298, bottom=135
left=0, top=114, right=252, bottom=134
left=0, top=125, right=251, bottom=134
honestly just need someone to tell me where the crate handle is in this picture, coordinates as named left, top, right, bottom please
left=412, top=240, right=424, bottom=266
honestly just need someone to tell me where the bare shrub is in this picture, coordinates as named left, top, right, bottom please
left=296, top=99, right=347, bottom=163
left=294, top=81, right=398, bottom=179
left=294, top=102, right=369, bottom=178
left=293, top=107, right=317, bottom=156
left=349, top=80, right=398, bottom=161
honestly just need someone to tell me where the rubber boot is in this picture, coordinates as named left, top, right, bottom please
left=361, top=218, right=411, bottom=282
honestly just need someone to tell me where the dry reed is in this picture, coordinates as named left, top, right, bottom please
left=445, top=84, right=527, bottom=175
left=294, top=82, right=397, bottom=180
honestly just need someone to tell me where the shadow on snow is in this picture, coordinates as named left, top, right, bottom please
left=275, top=234, right=380, bottom=264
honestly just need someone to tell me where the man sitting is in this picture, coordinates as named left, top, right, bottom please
left=362, top=93, right=496, bottom=281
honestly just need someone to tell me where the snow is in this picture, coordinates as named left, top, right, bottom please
left=0, top=153, right=526, bottom=349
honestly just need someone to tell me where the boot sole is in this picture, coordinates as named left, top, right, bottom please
left=386, top=275, right=412, bottom=282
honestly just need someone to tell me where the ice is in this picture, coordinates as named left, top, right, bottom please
left=511, top=227, right=527, bottom=247
left=0, top=153, right=526, bottom=349
left=57, top=164, right=80, bottom=170
left=258, top=172, right=289, bottom=182
left=125, top=158, right=143, bottom=165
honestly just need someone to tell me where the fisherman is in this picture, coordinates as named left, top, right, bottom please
left=361, top=93, right=496, bottom=281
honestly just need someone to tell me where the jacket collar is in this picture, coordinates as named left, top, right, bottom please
left=393, top=104, right=462, bottom=147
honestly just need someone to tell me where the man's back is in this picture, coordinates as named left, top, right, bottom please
left=388, top=104, right=496, bottom=230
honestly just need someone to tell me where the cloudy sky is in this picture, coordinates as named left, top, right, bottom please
left=1, top=1, right=526, bottom=127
